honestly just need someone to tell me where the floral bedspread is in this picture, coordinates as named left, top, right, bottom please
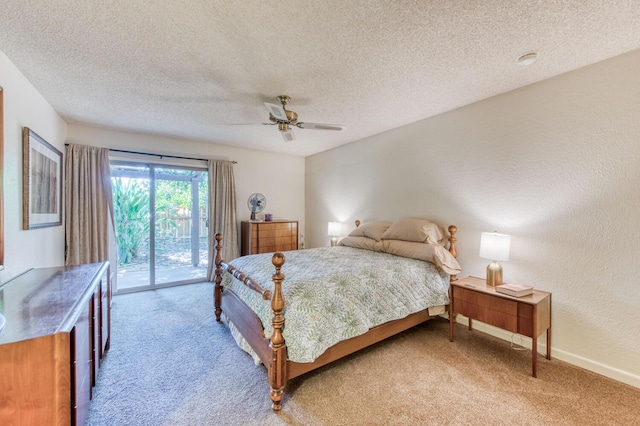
left=222, top=246, right=450, bottom=363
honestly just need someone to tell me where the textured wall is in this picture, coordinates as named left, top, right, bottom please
left=0, top=49, right=67, bottom=282
left=306, top=50, right=640, bottom=387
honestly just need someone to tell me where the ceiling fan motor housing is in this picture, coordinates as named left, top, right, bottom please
left=269, top=110, right=298, bottom=126
left=285, top=109, right=298, bottom=123
left=264, top=95, right=344, bottom=140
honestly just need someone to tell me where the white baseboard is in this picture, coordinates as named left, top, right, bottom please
left=447, top=315, right=640, bottom=390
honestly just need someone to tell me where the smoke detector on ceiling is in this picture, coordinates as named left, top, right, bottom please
left=517, top=51, right=538, bottom=66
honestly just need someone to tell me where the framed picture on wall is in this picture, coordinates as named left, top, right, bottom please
left=22, top=127, right=62, bottom=229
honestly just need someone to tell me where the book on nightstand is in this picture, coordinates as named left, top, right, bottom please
left=495, top=282, right=534, bottom=297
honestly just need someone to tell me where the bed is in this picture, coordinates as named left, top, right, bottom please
left=213, top=218, right=460, bottom=411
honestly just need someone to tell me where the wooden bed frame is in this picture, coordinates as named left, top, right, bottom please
left=214, top=223, right=458, bottom=411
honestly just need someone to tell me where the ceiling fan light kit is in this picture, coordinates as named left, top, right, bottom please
left=263, top=95, right=344, bottom=142
left=517, top=51, right=538, bottom=65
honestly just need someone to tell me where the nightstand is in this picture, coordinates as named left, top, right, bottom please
left=449, top=276, right=551, bottom=377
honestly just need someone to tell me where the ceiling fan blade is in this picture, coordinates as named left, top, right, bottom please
left=297, top=122, right=344, bottom=131
left=281, top=130, right=296, bottom=142
left=264, top=102, right=288, bottom=122
left=225, top=122, right=271, bottom=126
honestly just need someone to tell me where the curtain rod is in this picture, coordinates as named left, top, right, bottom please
left=65, top=144, right=237, bottom=164
left=109, top=148, right=237, bottom=164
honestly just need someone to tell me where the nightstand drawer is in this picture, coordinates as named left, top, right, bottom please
left=457, top=300, right=518, bottom=333
left=453, top=287, right=517, bottom=315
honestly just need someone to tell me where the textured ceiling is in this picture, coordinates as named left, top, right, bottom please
left=1, top=1, right=639, bottom=157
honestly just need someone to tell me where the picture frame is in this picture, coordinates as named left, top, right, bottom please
left=22, top=127, right=62, bottom=229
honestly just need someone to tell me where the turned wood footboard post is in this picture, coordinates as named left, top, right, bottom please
left=269, top=252, right=287, bottom=412
left=214, top=233, right=224, bottom=322
left=448, top=225, right=458, bottom=281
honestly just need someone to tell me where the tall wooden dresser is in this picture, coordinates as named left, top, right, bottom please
left=241, top=220, right=298, bottom=255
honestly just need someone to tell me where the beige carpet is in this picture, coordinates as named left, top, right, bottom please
left=87, top=283, right=640, bottom=425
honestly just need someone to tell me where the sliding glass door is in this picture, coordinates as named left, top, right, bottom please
left=111, top=161, right=209, bottom=292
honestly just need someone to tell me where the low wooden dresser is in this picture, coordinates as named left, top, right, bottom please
left=241, top=220, right=298, bottom=255
left=449, top=276, right=551, bottom=377
left=0, top=262, right=111, bottom=425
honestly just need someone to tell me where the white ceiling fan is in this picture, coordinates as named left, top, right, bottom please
left=263, top=95, right=344, bottom=142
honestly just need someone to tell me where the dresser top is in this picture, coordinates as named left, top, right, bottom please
left=0, top=262, right=108, bottom=345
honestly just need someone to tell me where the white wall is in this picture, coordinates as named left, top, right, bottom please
left=306, top=49, right=640, bottom=388
left=66, top=125, right=306, bottom=247
left=0, top=49, right=67, bottom=283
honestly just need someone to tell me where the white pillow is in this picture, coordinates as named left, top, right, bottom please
left=348, top=221, right=392, bottom=242
left=338, top=236, right=384, bottom=252
left=381, top=218, right=444, bottom=244
left=383, top=239, right=461, bottom=275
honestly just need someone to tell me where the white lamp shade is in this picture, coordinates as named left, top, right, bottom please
left=328, top=222, right=342, bottom=237
left=479, top=232, right=511, bottom=262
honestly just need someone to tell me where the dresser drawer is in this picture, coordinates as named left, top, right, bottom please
left=71, top=300, right=92, bottom=426
left=253, top=227, right=295, bottom=239
left=256, top=238, right=296, bottom=251
left=256, top=222, right=293, bottom=230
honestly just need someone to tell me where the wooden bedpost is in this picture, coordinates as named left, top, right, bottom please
left=448, top=225, right=458, bottom=281
left=214, top=233, right=224, bottom=322
left=269, top=252, right=287, bottom=412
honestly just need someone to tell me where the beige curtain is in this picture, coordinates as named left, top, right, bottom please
left=206, top=159, right=238, bottom=280
left=64, top=144, right=116, bottom=269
